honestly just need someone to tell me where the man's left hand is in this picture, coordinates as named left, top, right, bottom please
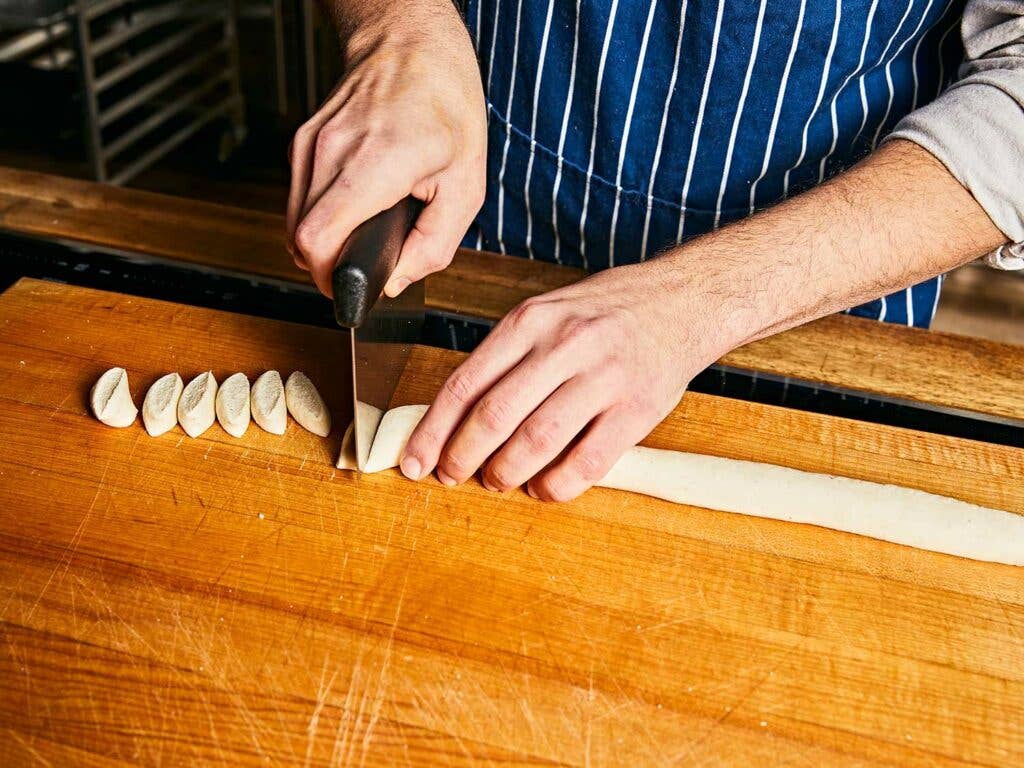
left=399, top=261, right=716, bottom=501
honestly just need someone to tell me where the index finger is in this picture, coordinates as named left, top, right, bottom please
left=286, top=97, right=343, bottom=247
left=293, top=138, right=450, bottom=296
left=293, top=162, right=409, bottom=296
left=399, top=312, right=542, bottom=481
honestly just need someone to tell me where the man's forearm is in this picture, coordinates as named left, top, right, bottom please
left=659, top=140, right=1007, bottom=359
left=321, top=0, right=458, bottom=50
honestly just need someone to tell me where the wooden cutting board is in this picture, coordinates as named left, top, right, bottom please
left=1, top=278, right=1022, bottom=766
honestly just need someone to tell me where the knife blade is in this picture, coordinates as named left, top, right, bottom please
left=332, top=197, right=423, bottom=470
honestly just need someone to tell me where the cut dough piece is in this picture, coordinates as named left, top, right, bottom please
left=285, top=371, right=331, bottom=437
left=216, top=372, right=251, bottom=438
left=337, top=421, right=356, bottom=470
left=142, top=372, right=183, bottom=436
left=356, top=401, right=384, bottom=471
left=91, top=367, right=138, bottom=428
left=252, top=370, right=287, bottom=434
left=364, top=405, right=428, bottom=473
left=334, top=400, right=385, bottom=471
left=340, top=404, right=1024, bottom=566
left=178, top=371, right=218, bottom=438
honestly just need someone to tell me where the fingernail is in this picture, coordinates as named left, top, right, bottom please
left=387, top=277, right=410, bottom=297
left=526, top=485, right=538, bottom=499
left=482, top=477, right=498, bottom=492
left=400, top=456, right=422, bottom=481
left=437, top=470, right=457, bottom=487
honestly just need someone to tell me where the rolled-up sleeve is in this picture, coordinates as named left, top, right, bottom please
left=887, top=0, right=1024, bottom=265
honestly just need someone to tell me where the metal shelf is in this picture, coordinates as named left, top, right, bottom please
left=0, top=0, right=246, bottom=184
left=98, top=41, right=227, bottom=126
left=90, top=0, right=223, bottom=57
left=92, top=15, right=219, bottom=91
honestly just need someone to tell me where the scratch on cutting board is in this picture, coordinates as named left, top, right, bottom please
left=382, top=515, right=397, bottom=561
left=741, top=517, right=862, bottom=646
left=8, top=729, right=54, bottom=767
left=817, top=351, right=831, bottom=375
left=997, top=600, right=1024, bottom=651
left=46, top=391, right=73, bottom=420
left=125, top=429, right=144, bottom=463
left=328, top=571, right=411, bottom=767
left=402, top=503, right=416, bottom=539
left=25, top=457, right=111, bottom=622
left=358, top=571, right=408, bottom=765
left=330, top=487, right=343, bottom=536
left=640, top=583, right=717, bottom=634
left=404, top=673, right=476, bottom=764
left=192, top=509, right=209, bottom=536
left=583, top=669, right=594, bottom=768
left=4, top=634, right=33, bottom=707
left=169, top=607, right=286, bottom=764
left=330, top=640, right=367, bottom=765
left=486, top=638, right=544, bottom=757
left=607, top=677, right=663, bottom=765
left=672, top=640, right=805, bottom=766
left=318, top=440, right=334, bottom=466
left=72, top=575, right=161, bottom=658
left=639, top=606, right=734, bottom=635
left=305, top=654, right=340, bottom=768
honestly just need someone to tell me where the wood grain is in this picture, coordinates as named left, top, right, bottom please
left=0, top=278, right=1022, bottom=766
left=2, top=166, right=1023, bottom=423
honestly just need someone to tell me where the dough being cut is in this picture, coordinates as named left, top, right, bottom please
left=90, top=367, right=138, bottom=428
left=365, top=405, right=428, bottom=473
left=338, top=421, right=357, bottom=470
left=338, top=404, right=1024, bottom=566
left=251, top=370, right=287, bottom=434
left=216, top=372, right=250, bottom=438
left=335, top=400, right=385, bottom=471
left=178, top=371, right=218, bottom=438
left=285, top=371, right=331, bottom=437
left=142, top=372, right=183, bottom=436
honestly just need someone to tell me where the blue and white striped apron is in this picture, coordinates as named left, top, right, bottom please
left=460, top=0, right=966, bottom=328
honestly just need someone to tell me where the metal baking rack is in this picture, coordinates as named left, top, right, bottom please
left=0, top=0, right=245, bottom=184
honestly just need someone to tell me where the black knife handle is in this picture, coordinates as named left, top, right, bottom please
left=331, top=196, right=422, bottom=329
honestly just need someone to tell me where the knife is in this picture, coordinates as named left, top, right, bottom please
left=333, top=196, right=424, bottom=471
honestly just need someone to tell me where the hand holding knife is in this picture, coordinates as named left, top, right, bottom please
left=332, top=198, right=425, bottom=470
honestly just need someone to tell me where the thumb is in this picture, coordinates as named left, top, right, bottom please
left=384, top=183, right=479, bottom=297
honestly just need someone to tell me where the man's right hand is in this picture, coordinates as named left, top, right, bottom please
left=288, top=0, right=486, bottom=298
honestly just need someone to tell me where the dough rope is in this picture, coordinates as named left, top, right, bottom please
left=338, top=404, right=1024, bottom=566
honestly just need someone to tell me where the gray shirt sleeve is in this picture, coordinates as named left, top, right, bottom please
left=887, top=0, right=1024, bottom=270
